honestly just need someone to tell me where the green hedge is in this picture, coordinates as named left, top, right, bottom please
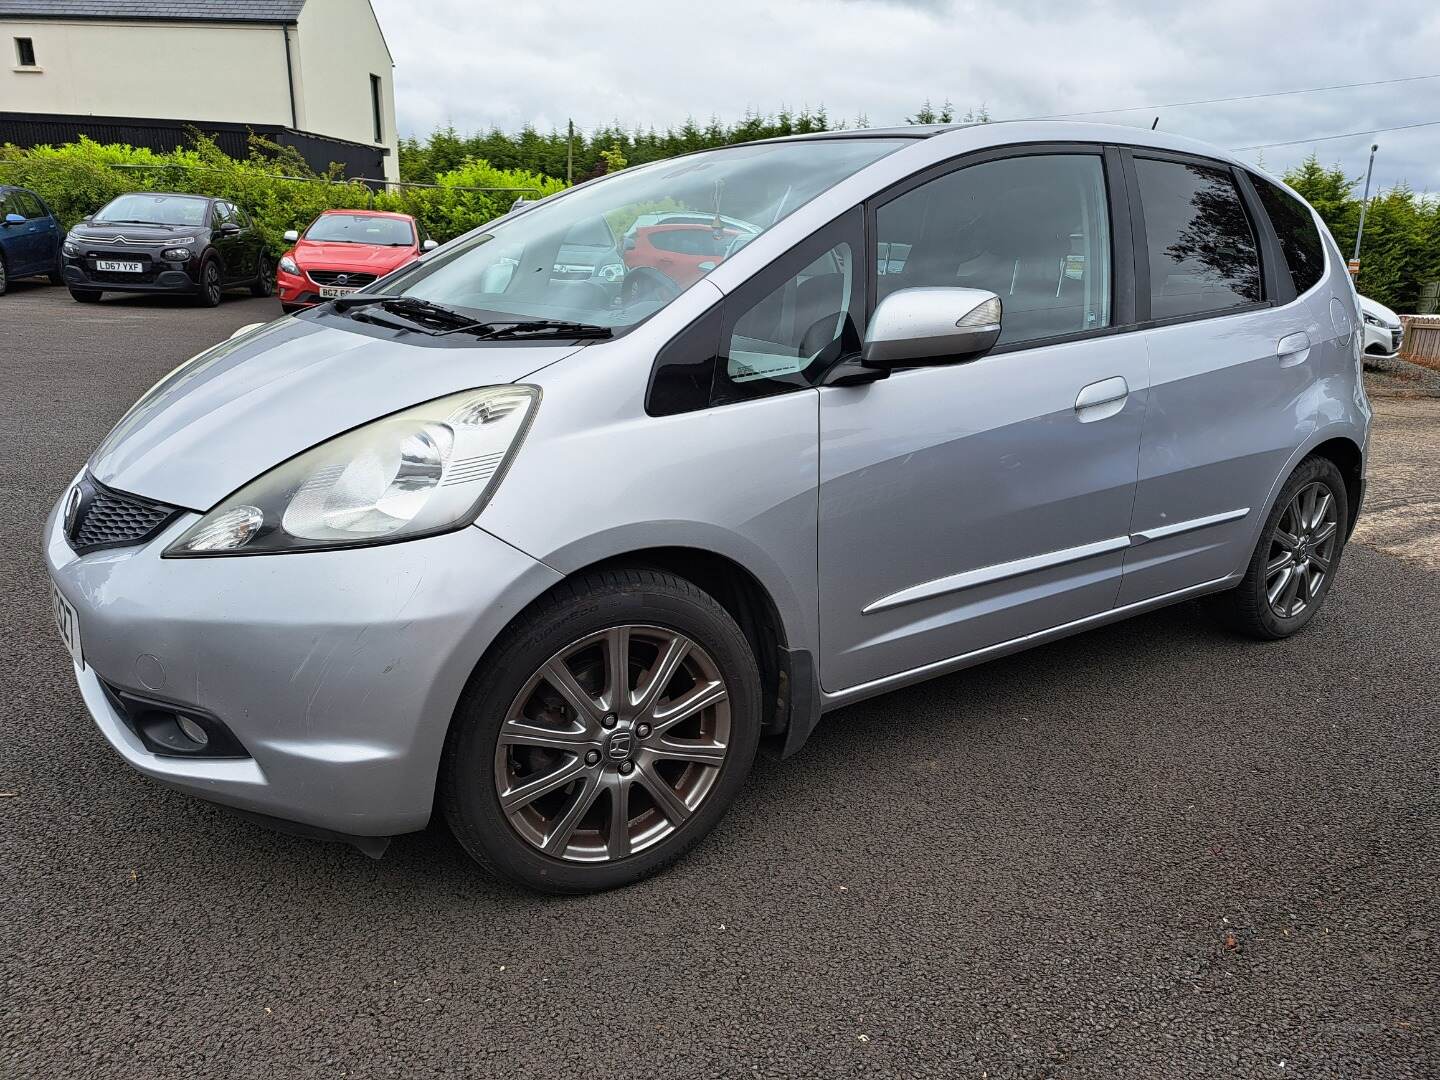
left=0, top=132, right=566, bottom=257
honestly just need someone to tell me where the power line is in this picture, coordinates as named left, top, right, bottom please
left=1231, top=118, right=1440, bottom=151
left=1026, top=73, right=1440, bottom=120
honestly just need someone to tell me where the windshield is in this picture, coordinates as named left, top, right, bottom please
left=93, top=194, right=209, bottom=226
left=378, top=138, right=907, bottom=330
left=306, top=213, right=415, bottom=246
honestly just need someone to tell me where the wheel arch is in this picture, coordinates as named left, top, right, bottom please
left=1247, top=426, right=1367, bottom=555
left=453, top=538, right=822, bottom=765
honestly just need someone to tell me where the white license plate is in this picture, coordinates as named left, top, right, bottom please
left=95, top=259, right=143, bottom=273
left=50, top=578, right=84, bottom=669
left=320, top=285, right=359, bottom=299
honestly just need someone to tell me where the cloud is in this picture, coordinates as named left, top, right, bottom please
left=372, top=0, right=1440, bottom=192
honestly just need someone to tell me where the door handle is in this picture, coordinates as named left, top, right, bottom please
left=1074, top=376, right=1129, bottom=422
left=1277, top=331, right=1311, bottom=368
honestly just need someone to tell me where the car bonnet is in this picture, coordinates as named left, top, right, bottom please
left=88, top=316, right=584, bottom=511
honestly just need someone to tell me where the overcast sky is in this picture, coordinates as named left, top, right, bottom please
left=371, top=0, right=1439, bottom=193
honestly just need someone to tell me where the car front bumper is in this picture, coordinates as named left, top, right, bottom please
left=62, top=258, right=202, bottom=294
left=43, top=489, right=562, bottom=836
left=1363, top=321, right=1403, bottom=357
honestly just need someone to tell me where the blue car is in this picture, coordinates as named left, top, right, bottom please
left=0, top=185, right=62, bottom=295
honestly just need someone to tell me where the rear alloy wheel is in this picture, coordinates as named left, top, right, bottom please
left=0, top=256, right=8, bottom=296
left=442, top=569, right=761, bottom=893
left=197, top=258, right=223, bottom=307
left=1214, top=454, right=1349, bottom=639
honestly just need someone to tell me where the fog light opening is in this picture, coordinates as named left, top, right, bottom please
left=176, top=715, right=209, bottom=747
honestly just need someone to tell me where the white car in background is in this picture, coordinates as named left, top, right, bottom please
left=1359, top=294, right=1403, bottom=359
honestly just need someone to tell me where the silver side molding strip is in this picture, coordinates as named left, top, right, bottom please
left=828, top=573, right=1239, bottom=708
left=862, top=508, right=1251, bottom=615
left=1130, top=506, right=1250, bottom=543
left=861, top=535, right=1132, bottom=615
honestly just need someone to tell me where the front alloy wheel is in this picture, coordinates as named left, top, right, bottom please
left=198, top=259, right=223, bottom=307
left=496, top=625, right=731, bottom=862
left=442, top=568, right=761, bottom=893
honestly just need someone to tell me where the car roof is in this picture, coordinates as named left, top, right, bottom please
left=316, top=208, right=414, bottom=221
left=118, top=191, right=214, bottom=201
left=746, top=119, right=1257, bottom=172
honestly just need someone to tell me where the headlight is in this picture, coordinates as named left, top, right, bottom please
left=162, top=247, right=192, bottom=261
left=278, top=255, right=299, bottom=275
left=595, top=262, right=626, bottom=283
left=62, top=239, right=79, bottom=257
left=165, top=385, right=539, bottom=557
left=1362, top=312, right=1381, bottom=327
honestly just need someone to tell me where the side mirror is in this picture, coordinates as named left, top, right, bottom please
left=862, top=287, right=1002, bottom=369
left=282, top=229, right=300, bottom=243
left=219, top=222, right=241, bottom=236
left=3, top=213, right=25, bottom=226
left=422, top=238, right=438, bottom=251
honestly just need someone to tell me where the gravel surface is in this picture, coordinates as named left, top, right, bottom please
left=2, top=283, right=1437, bottom=1078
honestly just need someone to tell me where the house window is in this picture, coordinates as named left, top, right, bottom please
left=15, top=37, right=36, bottom=66
left=370, top=74, right=383, bottom=142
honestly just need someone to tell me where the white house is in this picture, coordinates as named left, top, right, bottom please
left=0, top=0, right=399, bottom=182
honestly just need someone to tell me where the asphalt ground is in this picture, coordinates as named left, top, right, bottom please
left=2, top=280, right=1436, bottom=1078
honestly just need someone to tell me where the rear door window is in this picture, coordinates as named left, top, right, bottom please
left=1134, top=158, right=1261, bottom=320
left=1252, top=176, right=1325, bottom=296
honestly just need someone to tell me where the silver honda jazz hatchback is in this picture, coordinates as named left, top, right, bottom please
left=45, top=122, right=1370, bottom=892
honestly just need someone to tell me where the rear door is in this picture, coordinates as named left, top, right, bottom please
left=1116, top=151, right=1318, bottom=605
left=16, top=191, right=56, bottom=274
left=817, top=146, right=1150, bottom=693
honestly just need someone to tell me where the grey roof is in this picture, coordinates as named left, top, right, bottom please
left=0, top=0, right=305, bottom=22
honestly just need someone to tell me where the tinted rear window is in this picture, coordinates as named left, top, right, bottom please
left=1135, top=158, right=1261, bottom=320
left=1253, top=176, right=1325, bottom=296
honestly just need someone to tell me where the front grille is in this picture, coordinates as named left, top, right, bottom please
left=66, top=475, right=181, bottom=555
left=85, top=252, right=159, bottom=284
left=307, top=269, right=376, bottom=287
left=1393, top=328, right=1404, bottom=353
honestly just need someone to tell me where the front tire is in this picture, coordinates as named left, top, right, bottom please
left=441, top=568, right=762, bottom=893
left=1215, top=455, right=1349, bottom=640
left=196, top=257, right=223, bottom=307
left=249, top=253, right=274, bottom=297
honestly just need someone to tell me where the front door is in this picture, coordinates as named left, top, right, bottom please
left=817, top=149, right=1149, bottom=693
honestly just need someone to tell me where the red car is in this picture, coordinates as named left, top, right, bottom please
left=276, top=209, right=435, bottom=312
left=622, top=223, right=743, bottom=290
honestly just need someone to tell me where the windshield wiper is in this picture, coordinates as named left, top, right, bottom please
left=332, top=294, right=477, bottom=327
left=332, top=296, right=612, bottom=340
left=468, top=320, right=613, bottom=340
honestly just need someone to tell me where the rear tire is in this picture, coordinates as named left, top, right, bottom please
left=441, top=568, right=762, bottom=893
left=68, top=287, right=101, bottom=303
left=1214, top=454, right=1349, bottom=640
left=0, top=254, right=8, bottom=296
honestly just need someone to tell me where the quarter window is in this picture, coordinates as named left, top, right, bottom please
left=1134, top=158, right=1261, bottom=320
left=873, top=153, right=1112, bottom=346
left=1252, top=176, right=1325, bottom=296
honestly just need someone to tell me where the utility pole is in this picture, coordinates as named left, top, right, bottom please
left=567, top=119, right=574, bottom=186
left=1350, top=143, right=1378, bottom=276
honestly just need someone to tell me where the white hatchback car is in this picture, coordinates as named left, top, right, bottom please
left=1359, top=294, right=1403, bottom=359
